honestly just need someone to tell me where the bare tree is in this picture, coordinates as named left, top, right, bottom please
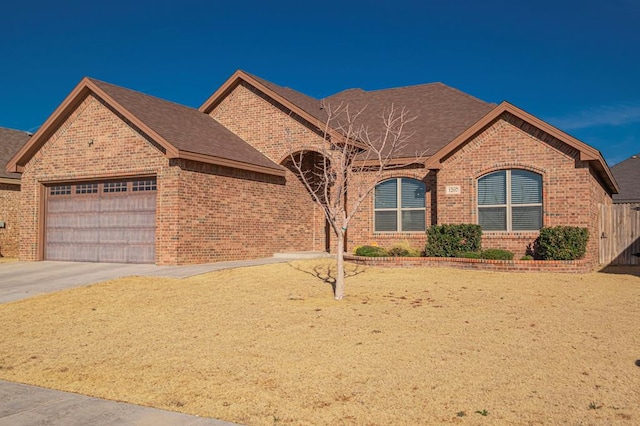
left=286, top=102, right=418, bottom=300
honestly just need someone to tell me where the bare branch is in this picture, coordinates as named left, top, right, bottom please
left=284, top=101, right=420, bottom=299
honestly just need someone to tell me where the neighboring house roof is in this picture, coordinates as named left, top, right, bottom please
left=611, top=154, right=640, bottom=202
left=0, top=127, right=31, bottom=183
left=7, top=78, right=285, bottom=177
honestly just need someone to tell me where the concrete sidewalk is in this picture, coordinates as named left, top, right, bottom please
left=0, top=380, right=239, bottom=426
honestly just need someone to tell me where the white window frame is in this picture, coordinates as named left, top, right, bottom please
left=477, top=169, right=543, bottom=232
left=374, top=178, right=426, bottom=233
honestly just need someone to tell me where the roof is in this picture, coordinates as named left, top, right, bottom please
left=8, top=78, right=285, bottom=177
left=611, top=154, right=640, bottom=202
left=200, top=71, right=617, bottom=194
left=201, top=70, right=495, bottom=159
left=425, top=101, right=619, bottom=194
left=0, top=127, right=30, bottom=182
left=323, top=82, right=495, bottom=158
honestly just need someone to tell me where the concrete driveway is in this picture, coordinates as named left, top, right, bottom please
left=0, top=257, right=299, bottom=304
left=0, top=261, right=165, bottom=303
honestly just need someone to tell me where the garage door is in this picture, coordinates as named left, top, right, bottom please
left=45, top=178, right=156, bottom=263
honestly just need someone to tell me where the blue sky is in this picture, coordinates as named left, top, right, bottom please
left=1, top=0, right=638, bottom=166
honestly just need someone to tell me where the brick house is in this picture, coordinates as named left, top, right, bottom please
left=7, top=70, right=618, bottom=265
left=0, top=127, right=31, bottom=257
left=611, top=154, right=640, bottom=203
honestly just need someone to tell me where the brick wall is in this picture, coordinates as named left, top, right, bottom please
left=20, top=94, right=171, bottom=262
left=0, top=183, right=20, bottom=257
left=436, top=112, right=609, bottom=263
left=173, top=160, right=323, bottom=264
left=344, top=254, right=592, bottom=273
left=337, top=112, right=612, bottom=262
left=210, top=81, right=329, bottom=252
left=19, top=92, right=325, bottom=265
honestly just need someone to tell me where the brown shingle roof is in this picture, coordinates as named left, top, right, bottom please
left=237, top=72, right=495, bottom=158
left=88, top=79, right=283, bottom=173
left=0, top=127, right=30, bottom=180
left=243, top=72, right=329, bottom=123
left=611, top=154, right=640, bottom=202
left=323, top=83, right=495, bottom=157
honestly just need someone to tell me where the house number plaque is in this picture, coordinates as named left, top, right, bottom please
left=446, top=185, right=461, bottom=195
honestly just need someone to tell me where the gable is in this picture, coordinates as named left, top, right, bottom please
left=8, top=77, right=285, bottom=178
left=24, top=94, right=167, bottom=177
left=426, top=102, right=618, bottom=195
left=208, top=81, right=329, bottom=165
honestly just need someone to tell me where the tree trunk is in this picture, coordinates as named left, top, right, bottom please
left=334, top=231, right=345, bottom=300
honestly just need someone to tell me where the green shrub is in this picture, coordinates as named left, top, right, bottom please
left=457, top=251, right=481, bottom=259
left=537, top=226, right=589, bottom=260
left=425, top=224, right=482, bottom=257
left=520, top=255, right=534, bottom=261
left=388, top=241, right=421, bottom=257
left=480, top=248, right=514, bottom=260
left=354, top=245, right=389, bottom=257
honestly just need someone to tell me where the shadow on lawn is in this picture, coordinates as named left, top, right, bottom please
left=598, top=265, right=640, bottom=278
left=287, top=262, right=366, bottom=293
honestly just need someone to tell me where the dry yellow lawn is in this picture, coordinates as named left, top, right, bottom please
left=1, top=260, right=639, bottom=425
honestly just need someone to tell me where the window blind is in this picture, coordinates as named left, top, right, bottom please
left=478, top=171, right=506, bottom=205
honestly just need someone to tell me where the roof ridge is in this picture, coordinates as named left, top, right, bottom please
left=0, top=126, right=32, bottom=135
left=240, top=71, right=320, bottom=101
left=327, top=81, right=493, bottom=108
left=87, top=77, right=202, bottom=112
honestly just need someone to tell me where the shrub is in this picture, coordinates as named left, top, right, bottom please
left=354, top=245, right=389, bottom=257
left=388, top=241, right=421, bottom=257
left=537, top=226, right=589, bottom=260
left=480, top=249, right=514, bottom=260
left=520, top=255, right=534, bottom=261
left=425, top=224, right=482, bottom=257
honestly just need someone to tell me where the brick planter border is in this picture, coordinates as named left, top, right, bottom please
left=344, top=254, right=592, bottom=273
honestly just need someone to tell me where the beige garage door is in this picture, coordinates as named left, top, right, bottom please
left=45, top=178, right=157, bottom=263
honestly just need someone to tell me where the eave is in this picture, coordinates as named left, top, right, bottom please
left=424, top=101, right=619, bottom=194
left=6, top=77, right=285, bottom=178
left=199, top=70, right=368, bottom=150
left=0, top=177, right=20, bottom=186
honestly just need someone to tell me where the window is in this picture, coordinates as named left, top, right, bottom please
left=50, top=185, right=71, bottom=196
left=477, top=169, right=542, bottom=231
left=374, top=178, right=426, bottom=232
left=104, top=182, right=128, bottom=193
left=132, top=179, right=157, bottom=191
left=76, top=183, right=98, bottom=194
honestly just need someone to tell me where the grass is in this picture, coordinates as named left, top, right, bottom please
left=0, top=259, right=639, bottom=425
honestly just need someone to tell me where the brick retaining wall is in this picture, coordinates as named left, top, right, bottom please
left=344, top=254, right=592, bottom=273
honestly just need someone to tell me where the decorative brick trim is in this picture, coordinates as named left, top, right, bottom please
left=344, top=254, right=592, bottom=273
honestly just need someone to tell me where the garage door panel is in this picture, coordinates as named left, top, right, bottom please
left=47, top=213, right=101, bottom=228
left=48, top=198, right=101, bottom=213
left=100, top=195, right=156, bottom=212
left=45, top=179, right=156, bottom=264
left=47, top=228, right=100, bottom=244
left=98, top=228, right=155, bottom=244
left=46, top=244, right=99, bottom=262
left=98, top=212, right=155, bottom=227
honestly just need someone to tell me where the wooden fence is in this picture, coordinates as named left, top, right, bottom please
left=599, top=203, right=640, bottom=265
